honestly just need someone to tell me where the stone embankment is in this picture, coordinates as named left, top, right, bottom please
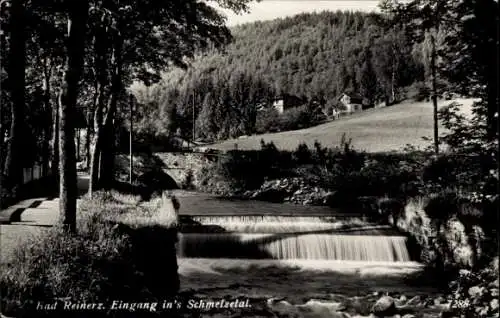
left=240, top=177, right=335, bottom=206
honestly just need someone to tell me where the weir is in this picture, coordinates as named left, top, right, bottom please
left=181, top=215, right=369, bottom=233
left=177, top=214, right=413, bottom=262
left=178, top=233, right=411, bottom=261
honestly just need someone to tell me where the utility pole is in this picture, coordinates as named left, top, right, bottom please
left=76, top=128, right=80, bottom=161
left=430, top=31, right=439, bottom=155
left=192, top=90, right=195, bottom=148
left=129, top=94, right=133, bottom=184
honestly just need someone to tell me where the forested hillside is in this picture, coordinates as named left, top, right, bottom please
left=135, top=10, right=427, bottom=142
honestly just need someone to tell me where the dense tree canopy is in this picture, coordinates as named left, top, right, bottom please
left=138, top=10, right=426, bottom=142
left=0, top=0, right=254, bottom=229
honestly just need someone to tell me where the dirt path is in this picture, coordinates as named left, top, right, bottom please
left=0, top=173, right=89, bottom=264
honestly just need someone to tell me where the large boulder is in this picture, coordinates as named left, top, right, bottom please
left=443, top=217, right=474, bottom=267
left=371, top=296, right=397, bottom=317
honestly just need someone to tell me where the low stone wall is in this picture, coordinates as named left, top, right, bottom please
left=155, top=152, right=212, bottom=189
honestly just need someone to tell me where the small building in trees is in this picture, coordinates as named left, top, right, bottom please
left=338, top=93, right=364, bottom=113
left=272, top=94, right=306, bottom=113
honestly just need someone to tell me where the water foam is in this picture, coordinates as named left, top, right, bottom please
left=178, top=233, right=411, bottom=262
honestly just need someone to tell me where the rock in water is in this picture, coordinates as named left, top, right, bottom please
left=404, top=296, right=422, bottom=307
left=297, top=299, right=347, bottom=313
left=371, top=296, right=396, bottom=317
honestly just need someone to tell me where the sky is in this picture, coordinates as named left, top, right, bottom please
left=213, top=1, right=381, bottom=26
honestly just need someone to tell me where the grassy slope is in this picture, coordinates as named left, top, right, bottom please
left=208, top=99, right=476, bottom=152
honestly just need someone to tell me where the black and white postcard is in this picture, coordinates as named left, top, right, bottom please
left=0, top=1, right=498, bottom=317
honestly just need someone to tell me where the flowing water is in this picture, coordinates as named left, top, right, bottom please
left=176, top=199, right=413, bottom=262
left=174, top=192, right=437, bottom=317
left=180, top=215, right=368, bottom=233
left=178, top=233, right=411, bottom=261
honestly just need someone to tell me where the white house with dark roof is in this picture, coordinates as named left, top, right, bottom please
left=339, top=93, right=363, bottom=114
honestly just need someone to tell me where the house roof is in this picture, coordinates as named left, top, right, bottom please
left=273, top=93, right=305, bottom=101
left=340, top=93, right=363, bottom=104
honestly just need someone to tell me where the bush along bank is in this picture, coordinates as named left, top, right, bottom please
left=0, top=191, right=180, bottom=318
left=195, top=139, right=425, bottom=207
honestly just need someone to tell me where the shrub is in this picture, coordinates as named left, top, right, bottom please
left=0, top=216, right=136, bottom=317
left=255, top=108, right=281, bottom=133
left=0, top=192, right=179, bottom=317
left=278, top=105, right=315, bottom=131
left=448, top=257, right=499, bottom=317
left=195, top=151, right=265, bottom=193
left=217, top=144, right=285, bottom=190
left=405, top=81, right=429, bottom=101
left=438, top=100, right=498, bottom=197
left=292, top=143, right=312, bottom=165
left=327, top=156, right=418, bottom=200
left=0, top=184, right=17, bottom=209
left=423, top=154, right=487, bottom=193
left=196, top=141, right=297, bottom=194
left=255, top=105, right=321, bottom=134
left=181, top=169, right=194, bottom=190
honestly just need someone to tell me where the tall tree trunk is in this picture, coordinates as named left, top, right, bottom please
left=0, top=22, right=6, bottom=178
left=4, top=0, right=26, bottom=192
left=390, top=29, right=398, bottom=105
left=0, top=120, right=4, bottom=177
left=76, top=129, right=80, bottom=161
left=99, top=120, right=115, bottom=189
left=88, top=138, right=100, bottom=195
left=51, top=94, right=60, bottom=180
left=85, top=109, right=92, bottom=168
left=42, top=57, right=52, bottom=177
left=87, top=25, right=109, bottom=197
left=391, top=64, right=396, bottom=104
left=88, top=84, right=105, bottom=197
left=59, top=0, right=89, bottom=233
left=430, top=32, right=439, bottom=155
left=98, top=91, right=119, bottom=190
left=98, top=34, right=123, bottom=190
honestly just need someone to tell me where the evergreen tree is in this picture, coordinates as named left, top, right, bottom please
left=358, top=48, right=378, bottom=105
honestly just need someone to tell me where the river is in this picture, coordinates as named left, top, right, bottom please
left=173, top=191, right=444, bottom=317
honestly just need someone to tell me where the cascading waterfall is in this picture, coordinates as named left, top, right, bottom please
left=190, top=216, right=343, bottom=223
left=178, top=215, right=413, bottom=262
left=178, top=233, right=411, bottom=262
left=182, top=216, right=368, bottom=233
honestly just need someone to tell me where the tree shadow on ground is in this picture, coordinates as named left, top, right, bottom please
left=111, top=222, right=180, bottom=298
